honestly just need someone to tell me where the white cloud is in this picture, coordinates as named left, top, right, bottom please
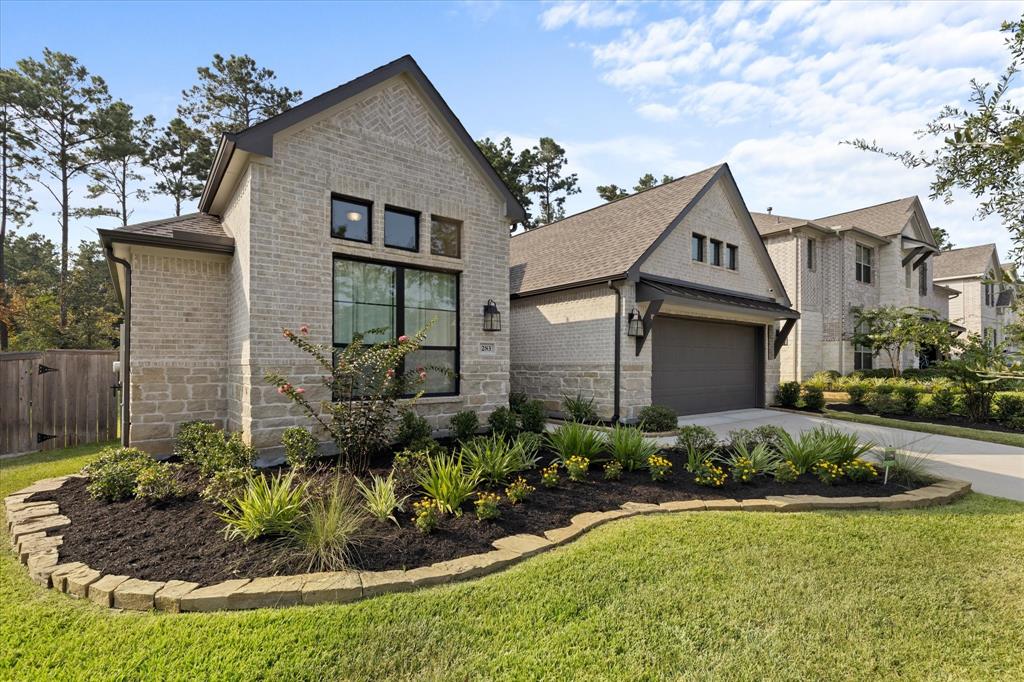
left=636, top=102, right=679, bottom=121
left=540, top=1, right=636, bottom=31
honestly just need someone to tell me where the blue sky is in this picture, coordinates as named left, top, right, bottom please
left=2, top=0, right=1021, bottom=258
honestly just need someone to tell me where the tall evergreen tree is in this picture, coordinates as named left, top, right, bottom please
left=12, top=49, right=111, bottom=330
left=0, top=69, right=37, bottom=350
left=64, top=240, right=119, bottom=348
left=179, top=53, right=302, bottom=169
left=931, top=226, right=955, bottom=251
left=597, top=173, right=676, bottom=203
left=75, top=100, right=155, bottom=226
left=596, top=184, right=628, bottom=202
left=476, top=136, right=535, bottom=230
left=147, top=117, right=211, bottom=216
left=526, top=137, right=579, bottom=226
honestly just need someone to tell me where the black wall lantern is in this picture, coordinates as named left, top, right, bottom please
left=627, top=307, right=644, bottom=337
left=483, top=299, right=501, bottom=332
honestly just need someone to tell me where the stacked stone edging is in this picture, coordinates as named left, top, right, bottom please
left=6, top=476, right=971, bottom=613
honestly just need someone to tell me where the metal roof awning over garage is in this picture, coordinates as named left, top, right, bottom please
left=636, top=276, right=801, bottom=320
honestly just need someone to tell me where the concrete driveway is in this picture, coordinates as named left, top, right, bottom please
left=655, top=408, right=1024, bottom=502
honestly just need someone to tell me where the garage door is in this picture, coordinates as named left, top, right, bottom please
left=651, top=317, right=762, bottom=415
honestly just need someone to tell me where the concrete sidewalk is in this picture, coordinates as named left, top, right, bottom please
left=656, top=408, right=1024, bottom=502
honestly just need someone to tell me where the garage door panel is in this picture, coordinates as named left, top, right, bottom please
left=651, top=317, right=760, bottom=415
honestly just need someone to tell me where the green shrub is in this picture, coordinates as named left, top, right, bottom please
left=462, top=434, right=527, bottom=486
left=505, top=476, right=535, bottom=504
left=82, top=447, right=153, bottom=502
left=727, top=425, right=786, bottom=454
left=607, top=424, right=659, bottom=471
left=894, top=385, right=920, bottom=415
left=397, top=410, right=432, bottom=447
left=547, top=421, right=606, bottom=463
left=865, top=390, right=900, bottom=415
left=179, top=426, right=255, bottom=478
left=488, top=406, right=519, bottom=437
left=675, top=425, right=717, bottom=453
left=995, top=393, right=1024, bottom=423
left=929, top=387, right=959, bottom=415
left=134, top=463, right=183, bottom=502
left=565, top=455, right=590, bottom=482
left=201, top=467, right=250, bottom=504
left=647, top=454, right=673, bottom=482
left=603, top=460, right=623, bottom=481
left=846, top=382, right=869, bottom=406
left=637, top=405, right=677, bottom=432
left=218, top=471, right=308, bottom=541
left=355, top=471, right=409, bottom=525
left=806, top=370, right=841, bottom=390
left=173, top=421, right=219, bottom=461
left=517, top=399, right=547, bottom=434
left=281, top=427, right=319, bottom=469
left=801, top=385, right=826, bottom=411
left=474, top=492, right=501, bottom=521
left=417, top=453, right=479, bottom=516
left=449, top=410, right=480, bottom=443
left=413, top=498, right=442, bottom=533
left=776, top=381, right=801, bottom=408
left=292, top=477, right=367, bottom=571
left=391, top=445, right=435, bottom=493
left=561, top=392, right=598, bottom=423
left=509, top=391, right=529, bottom=412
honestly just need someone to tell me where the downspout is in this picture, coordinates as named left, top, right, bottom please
left=106, top=246, right=131, bottom=447
left=608, top=280, right=622, bottom=424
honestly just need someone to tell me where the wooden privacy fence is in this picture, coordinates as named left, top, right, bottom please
left=0, top=350, right=119, bottom=456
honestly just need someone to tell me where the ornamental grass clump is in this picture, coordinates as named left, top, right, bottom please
left=565, top=455, right=590, bottom=482
left=603, top=460, right=623, bottom=481
left=547, top=422, right=606, bottom=463
left=474, top=492, right=501, bottom=521
left=541, top=463, right=560, bottom=488
left=812, top=460, right=843, bottom=485
left=607, top=424, right=659, bottom=471
left=720, top=442, right=780, bottom=479
left=417, top=452, right=479, bottom=516
left=292, top=477, right=367, bottom=572
left=355, top=471, right=409, bottom=525
left=647, top=454, right=672, bottom=482
left=561, top=392, right=598, bottom=423
left=505, top=476, right=535, bottom=504
left=844, top=458, right=879, bottom=482
left=218, top=471, right=308, bottom=542
left=413, top=498, right=443, bottom=534
left=462, top=434, right=527, bottom=487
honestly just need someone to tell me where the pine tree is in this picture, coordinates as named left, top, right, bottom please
left=476, top=136, right=535, bottom=231
left=147, top=118, right=211, bottom=216
left=526, top=137, right=579, bottom=226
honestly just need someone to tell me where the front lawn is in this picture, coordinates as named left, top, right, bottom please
left=3, top=443, right=1024, bottom=680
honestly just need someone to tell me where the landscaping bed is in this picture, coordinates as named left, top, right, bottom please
left=30, top=447, right=926, bottom=587
left=826, top=402, right=1022, bottom=435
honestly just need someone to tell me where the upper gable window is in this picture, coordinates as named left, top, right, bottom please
left=918, top=261, right=928, bottom=296
left=807, top=238, right=816, bottom=271
left=691, top=233, right=706, bottom=262
left=331, top=195, right=372, bottom=242
left=727, top=244, right=738, bottom=271
left=710, top=239, right=723, bottom=267
left=430, top=216, right=461, bottom=258
left=855, top=244, right=873, bottom=284
left=384, top=206, right=419, bottom=252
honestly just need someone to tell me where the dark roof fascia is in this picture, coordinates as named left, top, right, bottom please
left=98, top=228, right=236, bottom=255
left=197, top=136, right=237, bottom=214
left=637, top=276, right=800, bottom=320
left=199, top=55, right=526, bottom=222
left=901, top=235, right=938, bottom=252
left=510, top=274, right=628, bottom=300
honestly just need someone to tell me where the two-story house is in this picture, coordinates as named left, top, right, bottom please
left=100, top=56, right=524, bottom=454
left=752, top=197, right=956, bottom=381
left=933, top=243, right=1018, bottom=351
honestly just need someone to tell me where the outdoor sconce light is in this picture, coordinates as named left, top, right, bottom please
left=627, top=307, right=644, bottom=337
left=483, top=299, right=501, bottom=332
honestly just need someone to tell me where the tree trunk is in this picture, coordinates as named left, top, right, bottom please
left=1, top=122, right=8, bottom=351
left=60, top=166, right=69, bottom=332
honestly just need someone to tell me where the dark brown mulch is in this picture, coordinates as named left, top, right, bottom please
left=826, top=403, right=1021, bottom=435
left=31, top=450, right=925, bottom=587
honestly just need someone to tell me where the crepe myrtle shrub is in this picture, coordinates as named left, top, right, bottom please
left=449, top=410, right=480, bottom=443
left=637, top=405, right=677, bottom=432
left=851, top=306, right=958, bottom=378
left=281, top=426, right=320, bottom=469
left=266, top=324, right=439, bottom=473
left=776, top=381, right=801, bottom=408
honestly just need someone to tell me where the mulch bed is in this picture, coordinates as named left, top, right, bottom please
left=30, top=448, right=925, bottom=587
left=826, top=403, right=1021, bottom=435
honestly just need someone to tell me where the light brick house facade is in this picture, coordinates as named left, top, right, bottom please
left=101, top=56, right=524, bottom=454
left=510, top=165, right=798, bottom=421
left=934, top=244, right=1018, bottom=351
left=752, top=197, right=956, bottom=381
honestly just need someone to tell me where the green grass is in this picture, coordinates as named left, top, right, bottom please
left=823, top=408, right=1024, bottom=448
left=3, top=444, right=1024, bottom=680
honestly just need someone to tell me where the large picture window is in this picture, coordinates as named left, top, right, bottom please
left=333, top=257, right=458, bottom=396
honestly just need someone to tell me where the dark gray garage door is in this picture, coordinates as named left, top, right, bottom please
left=651, top=317, right=762, bottom=415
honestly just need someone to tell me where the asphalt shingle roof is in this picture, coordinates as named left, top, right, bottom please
left=932, top=244, right=997, bottom=280
left=750, top=212, right=818, bottom=235
left=510, top=165, right=723, bottom=295
left=115, top=212, right=228, bottom=240
left=814, top=197, right=917, bottom=237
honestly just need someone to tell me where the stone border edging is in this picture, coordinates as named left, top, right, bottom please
left=6, top=476, right=971, bottom=613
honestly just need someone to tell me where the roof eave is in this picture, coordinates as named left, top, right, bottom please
left=98, top=228, right=236, bottom=255
left=510, top=273, right=629, bottom=299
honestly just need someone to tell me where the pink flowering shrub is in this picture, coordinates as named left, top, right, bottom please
left=266, top=324, right=445, bottom=472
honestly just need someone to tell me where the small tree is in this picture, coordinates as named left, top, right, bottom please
left=940, top=334, right=1020, bottom=422
left=851, top=307, right=957, bottom=377
left=265, top=324, right=441, bottom=473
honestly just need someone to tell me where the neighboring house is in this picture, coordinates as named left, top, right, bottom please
left=100, top=55, right=525, bottom=454
left=933, top=243, right=1017, bottom=351
left=509, top=164, right=799, bottom=421
left=752, top=197, right=954, bottom=381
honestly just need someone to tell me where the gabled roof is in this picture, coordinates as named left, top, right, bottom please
left=815, top=196, right=919, bottom=237
left=750, top=212, right=830, bottom=237
left=933, top=244, right=998, bottom=281
left=97, top=213, right=234, bottom=253
left=198, top=55, right=526, bottom=222
left=510, top=165, right=723, bottom=296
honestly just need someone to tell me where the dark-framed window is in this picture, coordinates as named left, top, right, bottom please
left=855, top=243, right=873, bottom=284
left=919, top=260, right=928, bottom=296
left=853, top=315, right=873, bottom=370
left=807, top=238, right=816, bottom=271
left=727, top=244, right=738, bottom=270
left=331, top=194, right=372, bottom=242
left=710, top=239, right=723, bottom=266
left=430, top=215, right=461, bottom=258
left=691, top=233, right=706, bottom=262
left=984, top=275, right=994, bottom=306
left=333, top=256, right=458, bottom=396
left=384, top=206, right=420, bottom=251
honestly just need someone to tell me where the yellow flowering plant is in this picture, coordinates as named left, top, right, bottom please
left=474, top=492, right=501, bottom=521
left=565, top=455, right=590, bottom=482
left=413, top=497, right=443, bottom=534
left=541, top=464, right=560, bottom=488
left=844, top=458, right=878, bottom=482
left=603, top=460, right=624, bottom=481
left=505, top=476, right=535, bottom=504
left=773, top=460, right=800, bottom=483
left=812, top=460, right=843, bottom=485
left=729, top=456, right=756, bottom=484
left=693, top=461, right=727, bottom=487
left=648, top=454, right=673, bottom=482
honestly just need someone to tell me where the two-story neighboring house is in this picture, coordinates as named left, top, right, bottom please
left=752, top=197, right=955, bottom=381
left=933, top=244, right=1018, bottom=351
left=100, top=56, right=524, bottom=454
